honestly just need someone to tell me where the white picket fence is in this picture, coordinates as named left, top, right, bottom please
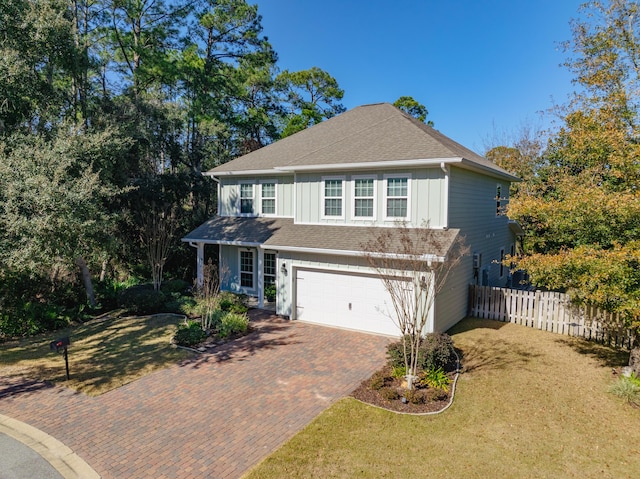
left=468, top=284, right=634, bottom=349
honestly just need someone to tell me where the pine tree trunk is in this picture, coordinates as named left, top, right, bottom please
left=75, top=256, right=96, bottom=307
left=629, top=337, right=640, bottom=375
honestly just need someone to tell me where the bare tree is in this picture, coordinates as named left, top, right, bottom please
left=362, top=222, right=469, bottom=389
left=140, top=201, right=177, bottom=292
left=195, top=259, right=229, bottom=331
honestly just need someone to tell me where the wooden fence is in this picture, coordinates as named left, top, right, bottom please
left=468, top=284, right=635, bottom=349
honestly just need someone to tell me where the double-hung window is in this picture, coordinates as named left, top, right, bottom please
left=353, top=177, right=375, bottom=219
left=240, top=183, right=254, bottom=215
left=323, top=177, right=344, bottom=218
left=385, top=175, right=410, bottom=219
left=261, top=182, right=276, bottom=215
left=240, top=250, right=254, bottom=289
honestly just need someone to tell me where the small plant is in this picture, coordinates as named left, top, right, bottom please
left=219, top=312, right=249, bottom=338
left=369, top=372, right=386, bottom=390
left=419, top=367, right=451, bottom=392
left=609, top=374, right=640, bottom=406
left=173, top=320, right=206, bottom=347
left=219, top=292, right=249, bottom=314
left=420, top=333, right=455, bottom=371
left=392, top=365, right=407, bottom=379
left=264, top=284, right=277, bottom=302
left=380, top=387, right=400, bottom=401
left=426, top=388, right=449, bottom=402
left=404, top=388, right=427, bottom=405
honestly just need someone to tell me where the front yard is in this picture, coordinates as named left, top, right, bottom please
left=0, top=313, right=194, bottom=396
left=245, top=318, right=640, bottom=479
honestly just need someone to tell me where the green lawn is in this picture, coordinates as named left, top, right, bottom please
left=245, top=318, right=640, bottom=479
left=0, top=313, right=193, bottom=396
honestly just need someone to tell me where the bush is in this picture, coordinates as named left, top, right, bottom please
left=218, top=292, right=248, bottom=314
left=117, top=285, right=167, bottom=314
left=404, top=388, right=427, bottom=405
left=392, top=365, right=407, bottom=379
left=173, top=320, right=206, bottom=347
left=369, top=372, right=386, bottom=390
left=387, top=333, right=454, bottom=372
left=164, top=296, right=196, bottom=315
left=264, top=284, right=277, bottom=302
left=161, top=279, right=190, bottom=295
left=219, top=312, right=249, bottom=338
left=380, top=387, right=400, bottom=401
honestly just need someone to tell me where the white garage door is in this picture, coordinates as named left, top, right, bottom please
left=295, top=269, right=401, bottom=336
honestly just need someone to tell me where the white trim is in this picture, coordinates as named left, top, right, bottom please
left=278, top=158, right=460, bottom=172
left=259, top=179, right=278, bottom=217
left=440, top=162, right=449, bottom=229
left=261, top=243, right=445, bottom=262
left=205, top=169, right=277, bottom=176
left=321, top=176, right=345, bottom=219
left=383, top=173, right=411, bottom=221
left=238, top=181, right=255, bottom=216
left=351, top=175, right=377, bottom=220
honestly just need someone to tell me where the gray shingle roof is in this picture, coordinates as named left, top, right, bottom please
left=207, top=102, right=516, bottom=180
left=183, top=216, right=460, bottom=258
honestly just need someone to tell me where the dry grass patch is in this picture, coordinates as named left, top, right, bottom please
left=245, top=318, right=640, bottom=479
left=0, top=314, right=193, bottom=396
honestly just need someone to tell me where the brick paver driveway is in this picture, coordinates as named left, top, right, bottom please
left=0, top=312, right=390, bottom=478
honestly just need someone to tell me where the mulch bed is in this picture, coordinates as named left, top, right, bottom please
left=351, top=363, right=458, bottom=414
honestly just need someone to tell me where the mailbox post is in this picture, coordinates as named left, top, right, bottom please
left=50, top=337, right=71, bottom=380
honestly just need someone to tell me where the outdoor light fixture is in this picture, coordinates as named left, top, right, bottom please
left=280, top=262, right=287, bottom=276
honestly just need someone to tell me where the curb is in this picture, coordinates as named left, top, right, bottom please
left=0, top=414, right=100, bottom=479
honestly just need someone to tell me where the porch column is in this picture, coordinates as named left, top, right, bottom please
left=257, top=248, right=264, bottom=308
left=196, top=242, right=204, bottom=287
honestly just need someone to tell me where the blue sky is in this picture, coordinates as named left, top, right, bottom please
left=257, top=0, right=585, bottom=153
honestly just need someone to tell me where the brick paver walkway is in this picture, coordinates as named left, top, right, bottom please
left=0, top=313, right=390, bottom=478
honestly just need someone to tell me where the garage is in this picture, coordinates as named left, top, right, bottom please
left=294, top=268, right=401, bottom=336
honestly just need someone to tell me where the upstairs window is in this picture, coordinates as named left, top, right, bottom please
left=323, top=178, right=343, bottom=217
left=354, top=177, right=375, bottom=218
left=385, top=176, right=409, bottom=219
left=240, top=183, right=254, bottom=215
left=261, top=182, right=276, bottom=215
left=496, top=185, right=502, bottom=216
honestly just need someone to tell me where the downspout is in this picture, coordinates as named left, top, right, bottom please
left=440, top=162, right=449, bottom=229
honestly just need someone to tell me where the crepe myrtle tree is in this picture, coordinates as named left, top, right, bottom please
left=362, top=222, right=469, bottom=389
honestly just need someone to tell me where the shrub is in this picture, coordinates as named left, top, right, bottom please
left=161, top=279, right=190, bottom=294
left=219, top=312, right=249, bottom=338
left=380, top=387, right=400, bottom=401
left=369, top=372, right=386, bottom=390
left=218, top=292, right=248, bottom=314
left=421, top=333, right=455, bottom=371
left=164, top=296, right=197, bottom=316
left=609, top=374, right=640, bottom=406
left=426, top=388, right=449, bottom=402
left=419, top=367, right=451, bottom=392
left=392, top=365, right=407, bottom=379
left=404, top=388, right=427, bottom=405
left=264, top=284, right=277, bottom=302
left=117, top=285, right=167, bottom=314
left=386, top=333, right=455, bottom=372
left=173, top=320, right=206, bottom=347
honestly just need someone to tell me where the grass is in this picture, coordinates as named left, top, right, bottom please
left=245, top=318, right=640, bottom=479
left=0, top=313, right=194, bottom=396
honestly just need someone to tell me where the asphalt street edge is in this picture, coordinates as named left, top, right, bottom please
left=0, top=414, right=100, bottom=479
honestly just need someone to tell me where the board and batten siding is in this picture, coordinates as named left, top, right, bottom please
left=218, top=176, right=294, bottom=217
left=448, top=167, right=515, bottom=288
left=294, top=168, right=446, bottom=227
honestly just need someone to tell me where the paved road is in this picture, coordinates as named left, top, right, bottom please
left=0, top=432, right=63, bottom=479
left=0, top=313, right=390, bottom=478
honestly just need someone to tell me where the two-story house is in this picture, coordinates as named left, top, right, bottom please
left=183, top=103, right=522, bottom=336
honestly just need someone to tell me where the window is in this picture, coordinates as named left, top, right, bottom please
left=261, top=182, right=276, bottom=215
left=264, top=252, right=276, bottom=286
left=385, top=176, right=409, bottom=219
left=499, top=248, right=505, bottom=278
left=323, top=178, right=343, bottom=217
left=353, top=177, right=375, bottom=218
left=240, top=250, right=254, bottom=288
left=240, top=183, right=254, bottom=215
